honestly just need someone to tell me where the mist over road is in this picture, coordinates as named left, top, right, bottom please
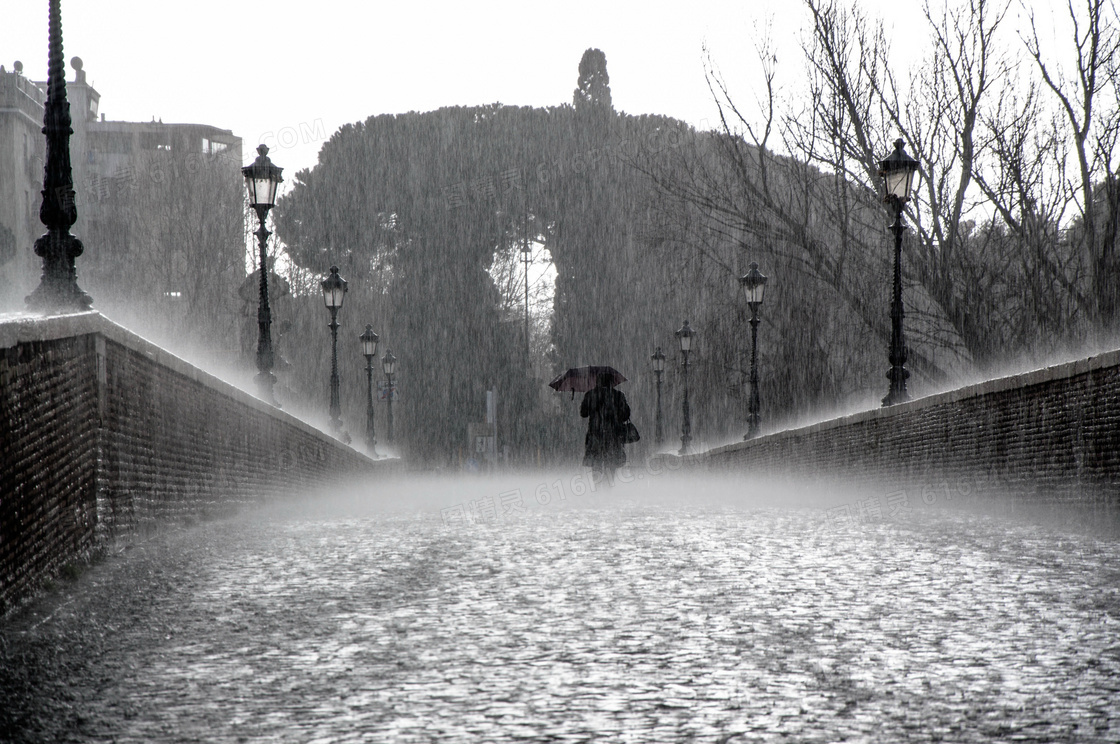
left=3, top=473, right=1118, bottom=742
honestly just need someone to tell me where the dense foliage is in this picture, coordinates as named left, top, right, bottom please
left=273, top=88, right=711, bottom=463
left=271, top=0, right=1118, bottom=466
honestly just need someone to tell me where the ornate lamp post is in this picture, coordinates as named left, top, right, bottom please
left=739, top=262, right=768, bottom=439
left=321, top=266, right=348, bottom=434
left=381, top=349, right=397, bottom=443
left=26, top=0, right=93, bottom=314
left=879, top=138, right=920, bottom=407
left=242, top=144, right=284, bottom=405
left=651, top=346, right=665, bottom=446
left=675, top=320, right=694, bottom=455
left=360, top=324, right=380, bottom=455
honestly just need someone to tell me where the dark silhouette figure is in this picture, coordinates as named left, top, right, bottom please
left=580, top=372, right=630, bottom=480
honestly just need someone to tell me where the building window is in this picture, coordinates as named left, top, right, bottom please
left=90, top=132, right=132, bottom=154
left=202, top=137, right=229, bottom=155
left=140, top=132, right=170, bottom=151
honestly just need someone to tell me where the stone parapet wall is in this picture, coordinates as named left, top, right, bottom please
left=1, top=312, right=393, bottom=615
left=685, top=350, right=1120, bottom=502
left=1, top=331, right=100, bottom=617
left=0, top=69, right=46, bottom=121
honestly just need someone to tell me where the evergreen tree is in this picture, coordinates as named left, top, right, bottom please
left=573, top=48, right=613, bottom=112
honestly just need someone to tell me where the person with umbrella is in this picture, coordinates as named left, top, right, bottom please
left=579, top=371, right=631, bottom=484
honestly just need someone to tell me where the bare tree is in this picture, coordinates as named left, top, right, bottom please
left=648, top=0, right=1118, bottom=396
left=644, top=1, right=970, bottom=390
left=1022, top=0, right=1120, bottom=333
left=488, top=210, right=556, bottom=377
left=84, top=146, right=245, bottom=357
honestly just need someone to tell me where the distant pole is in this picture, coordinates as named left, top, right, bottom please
left=522, top=211, right=531, bottom=369
left=320, top=266, right=348, bottom=435
left=382, top=349, right=397, bottom=443
left=366, top=355, right=376, bottom=449
left=329, top=307, right=342, bottom=432
left=386, top=370, right=394, bottom=443
left=651, top=346, right=665, bottom=446
left=738, top=262, right=767, bottom=439
left=676, top=321, right=694, bottom=456
left=360, top=324, right=379, bottom=455
left=680, top=352, right=691, bottom=455
left=747, top=309, right=761, bottom=438
left=26, top=0, right=93, bottom=314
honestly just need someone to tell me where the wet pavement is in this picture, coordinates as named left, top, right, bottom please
left=2, top=473, right=1119, bottom=743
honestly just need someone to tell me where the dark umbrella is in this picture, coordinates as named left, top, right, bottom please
left=549, top=365, right=627, bottom=398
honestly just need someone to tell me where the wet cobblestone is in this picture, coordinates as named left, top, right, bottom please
left=2, top=475, right=1119, bottom=742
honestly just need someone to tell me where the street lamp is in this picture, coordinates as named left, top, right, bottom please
left=675, top=320, right=694, bottom=455
left=651, top=346, right=665, bottom=446
left=25, top=0, right=93, bottom=314
left=381, top=348, right=397, bottom=443
left=739, top=262, right=767, bottom=439
left=879, top=138, right=919, bottom=407
left=321, top=266, right=348, bottom=434
left=360, top=324, right=380, bottom=455
left=242, top=144, right=284, bottom=406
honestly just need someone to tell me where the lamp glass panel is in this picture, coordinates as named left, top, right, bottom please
left=247, top=175, right=278, bottom=207
left=742, top=281, right=764, bottom=305
left=323, top=286, right=343, bottom=308
left=263, top=175, right=280, bottom=206
left=885, top=169, right=913, bottom=200
left=243, top=174, right=258, bottom=204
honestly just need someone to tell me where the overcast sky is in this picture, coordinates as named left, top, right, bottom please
left=3, top=1, right=1058, bottom=189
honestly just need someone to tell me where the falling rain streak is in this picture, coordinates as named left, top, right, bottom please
left=2, top=1, right=1120, bottom=742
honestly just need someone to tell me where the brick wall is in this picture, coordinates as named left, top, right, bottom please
left=683, top=350, right=1120, bottom=502
left=1, top=312, right=393, bottom=615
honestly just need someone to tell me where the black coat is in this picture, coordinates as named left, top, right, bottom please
left=580, top=386, right=630, bottom=468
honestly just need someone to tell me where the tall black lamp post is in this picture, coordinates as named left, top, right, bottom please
left=360, top=324, right=380, bottom=455
left=242, top=144, right=284, bottom=405
left=382, top=349, right=397, bottom=443
left=26, top=0, right=93, bottom=314
left=879, top=138, right=920, bottom=407
left=321, top=266, right=348, bottom=434
left=651, top=346, right=665, bottom=446
left=675, top=320, right=694, bottom=455
left=739, top=262, right=768, bottom=439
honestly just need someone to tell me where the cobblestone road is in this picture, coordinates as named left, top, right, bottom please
left=3, top=474, right=1119, bottom=742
